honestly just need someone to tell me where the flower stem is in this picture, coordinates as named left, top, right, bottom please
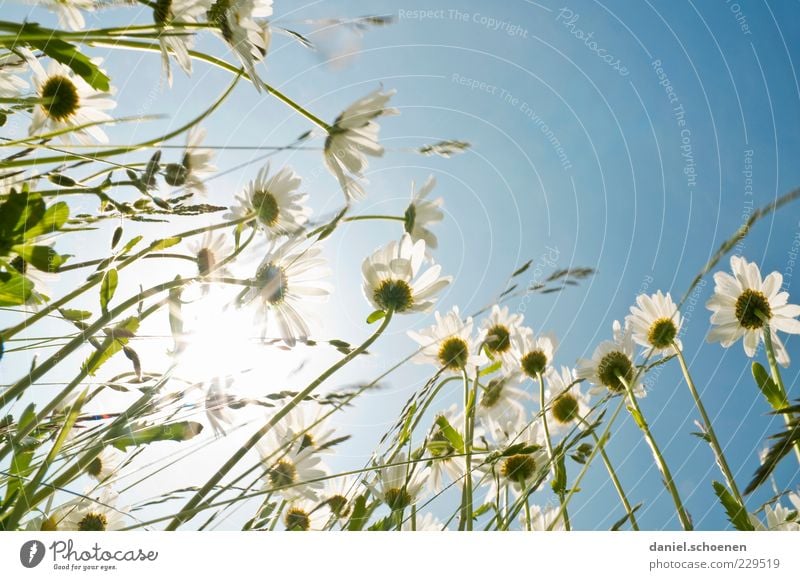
left=538, top=372, right=570, bottom=530
left=761, top=327, right=800, bottom=463
left=673, top=345, right=746, bottom=504
left=165, top=311, right=395, bottom=530
left=343, top=215, right=405, bottom=223
left=577, top=416, right=640, bottom=530
left=460, top=369, right=476, bottom=531
left=523, top=484, right=532, bottom=531
left=618, top=374, right=693, bottom=530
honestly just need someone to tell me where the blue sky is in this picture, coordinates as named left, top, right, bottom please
left=3, top=0, right=800, bottom=529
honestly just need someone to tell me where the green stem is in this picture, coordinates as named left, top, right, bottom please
left=523, top=484, right=532, bottom=531
left=460, top=369, right=475, bottom=531
left=673, top=345, right=746, bottom=504
left=761, top=327, right=800, bottom=463
left=164, top=311, right=395, bottom=530
left=538, top=372, right=570, bottom=531
left=577, top=416, right=640, bottom=531
left=619, top=374, right=693, bottom=530
left=343, top=215, right=405, bottom=223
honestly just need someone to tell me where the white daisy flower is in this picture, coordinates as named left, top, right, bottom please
left=36, top=0, right=96, bottom=30
left=749, top=501, right=800, bottom=531
left=24, top=51, right=115, bottom=144
left=259, top=438, right=328, bottom=502
left=528, top=504, right=566, bottom=531
left=407, top=306, right=487, bottom=375
left=272, top=405, right=338, bottom=454
left=362, top=234, right=451, bottom=314
left=482, top=304, right=527, bottom=368
left=82, top=446, right=124, bottom=483
left=189, top=229, right=233, bottom=275
left=0, top=53, right=29, bottom=98
left=208, top=0, right=272, bottom=88
left=179, top=125, right=216, bottom=195
left=475, top=373, right=529, bottom=433
left=238, top=237, right=330, bottom=346
left=544, top=366, right=591, bottom=432
left=577, top=320, right=645, bottom=398
left=58, top=487, right=128, bottom=531
left=627, top=290, right=683, bottom=355
left=324, top=88, right=399, bottom=200
left=706, top=256, right=800, bottom=366
left=402, top=512, right=447, bottom=531
left=225, top=163, right=310, bottom=238
left=366, top=452, right=428, bottom=512
left=154, top=0, right=213, bottom=85
left=283, top=498, right=330, bottom=531
left=512, top=327, right=558, bottom=379
left=425, top=404, right=466, bottom=492
left=483, top=421, right=549, bottom=498
left=404, top=175, right=444, bottom=250
left=321, top=474, right=358, bottom=522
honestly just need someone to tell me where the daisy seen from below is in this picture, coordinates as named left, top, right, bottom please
left=259, top=437, right=328, bottom=502
left=153, top=0, right=213, bottom=85
left=576, top=320, right=644, bottom=398
left=404, top=175, right=444, bottom=250
left=82, top=446, right=124, bottom=483
left=225, top=163, right=310, bottom=238
left=172, top=125, right=216, bottom=195
left=512, top=327, right=558, bottom=380
left=0, top=52, right=29, bottom=98
left=367, top=452, right=428, bottom=512
left=37, top=0, right=96, bottom=30
left=207, top=0, right=272, bottom=88
left=283, top=499, right=330, bottom=531
left=475, top=373, right=528, bottom=433
left=627, top=290, right=683, bottom=355
left=482, top=304, right=526, bottom=369
left=484, top=421, right=548, bottom=498
left=362, top=234, right=451, bottom=314
left=24, top=51, right=115, bottom=144
left=706, top=256, right=800, bottom=366
left=321, top=475, right=358, bottom=522
left=324, top=88, right=398, bottom=200
left=58, top=487, right=128, bottom=531
left=544, top=366, right=591, bottom=432
left=407, top=306, right=487, bottom=374
left=188, top=229, right=233, bottom=279
left=271, top=405, right=338, bottom=455
left=426, top=404, right=466, bottom=492
left=238, top=237, right=330, bottom=346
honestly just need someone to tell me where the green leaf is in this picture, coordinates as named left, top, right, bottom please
left=434, top=415, right=464, bottom=453
left=82, top=316, right=139, bottom=376
left=10, top=244, right=67, bottom=272
left=118, top=235, right=143, bottom=255
left=366, top=310, right=386, bottom=324
left=745, top=420, right=800, bottom=495
left=347, top=495, right=371, bottom=531
left=47, top=173, right=77, bottom=187
left=712, top=481, right=754, bottom=531
left=0, top=271, right=32, bottom=306
left=22, top=201, right=69, bottom=241
left=109, top=421, right=204, bottom=451
left=511, top=260, right=533, bottom=278
left=0, top=22, right=111, bottom=91
left=752, top=362, right=787, bottom=410
left=100, top=268, right=118, bottom=312
left=610, top=503, right=642, bottom=531
left=148, top=237, right=181, bottom=251
left=551, top=451, right=567, bottom=495
left=59, top=308, right=92, bottom=321
left=111, top=226, right=123, bottom=249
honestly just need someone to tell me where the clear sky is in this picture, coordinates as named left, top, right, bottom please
left=3, top=0, right=800, bottom=530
